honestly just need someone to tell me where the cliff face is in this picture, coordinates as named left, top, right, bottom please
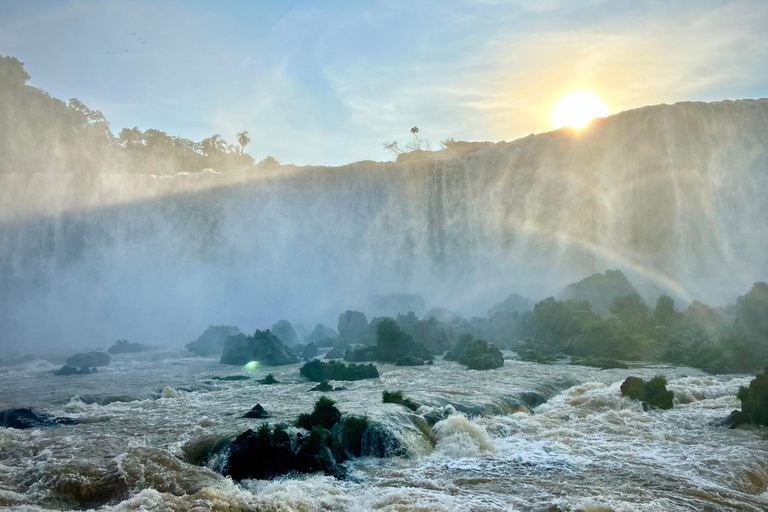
left=1, top=99, right=767, bottom=350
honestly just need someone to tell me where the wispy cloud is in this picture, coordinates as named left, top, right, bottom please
left=1, top=0, right=766, bottom=165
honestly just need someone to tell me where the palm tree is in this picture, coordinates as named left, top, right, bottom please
left=410, top=126, right=419, bottom=135
left=237, top=131, right=250, bottom=154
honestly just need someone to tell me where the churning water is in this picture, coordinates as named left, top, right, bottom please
left=1, top=353, right=767, bottom=512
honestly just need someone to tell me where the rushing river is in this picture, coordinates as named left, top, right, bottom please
left=1, top=352, right=767, bottom=512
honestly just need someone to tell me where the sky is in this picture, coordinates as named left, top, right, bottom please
left=1, top=0, right=767, bottom=166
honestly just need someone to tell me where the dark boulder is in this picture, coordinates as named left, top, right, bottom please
left=66, top=351, right=111, bottom=368
left=107, top=339, right=150, bottom=354
left=734, top=365, right=768, bottom=426
left=224, top=424, right=296, bottom=481
left=271, top=320, right=300, bottom=346
left=620, top=376, right=674, bottom=410
left=343, top=345, right=379, bottom=362
left=185, top=325, right=241, bottom=357
left=338, top=310, right=371, bottom=344
left=324, top=344, right=349, bottom=359
left=446, top=335, right=503, bottom=370
left=220, top=330, right=299, bottom=366
left=376, top=318, right=432, bottom=362
left=310, top=381, right=334, bottom=392
left=0, top=408, right=78, bottom=429
left=309, top=324, right=339, bottom=345
left=53, top=365, right=97, bottom=375
left=242, top=404, right=270, bottom=419
left=293, top=427, right=347, bottom=479
left=360, top=421, right=403, bottom=458
left=300, top=360, right=379, bottom=382
left=211, top=375, right=250, bottom=381
left=720, top=409, right=751, bottom=429
left=301, top=342, right=319, bottom=360
left=396, top=355, right=425, bottom=366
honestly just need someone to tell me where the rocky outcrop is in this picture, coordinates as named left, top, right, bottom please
left=0, top=408, right=78, bottom=429
left=220, top=330, right=299, bottom=366
left=271, top=320, right=300, bottom=347
left=424, top=307, right=463, bottom=324
left=487, top=293, right=534, bottom=318
left=185, top=325, right=241, bottom=357
left=620, top=376, right=674, bottom=410
left=730, top=366, right=768, bottom=427
left=445, top=335, right=504, bottom=370
left=324, top=344, right=349, bottom=359
left=53, top=365, right=98, bottom=375
left=300, top=360, right=379, bottom=382
left=345, top=317, right=432, bottom=363
left=66, top=351, right=111, bottom=367
left=338, top=310, right=371, bottom=344
left=223, top=398, right=381, bottom=481
left=395, top=355, right=425, bottom=366
left=308, top=324, right=339, bottom=345
left=108, top=339, right=150, bottom=354
left=560, top=269, right=638, bottom=317
left=242, top=404, right=270, bottom=419
left=301, top=342, right=319, bottom=360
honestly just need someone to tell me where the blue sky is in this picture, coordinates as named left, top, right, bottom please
left=1, top=0, right=767, bottom=165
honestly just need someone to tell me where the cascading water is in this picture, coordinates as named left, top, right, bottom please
left=1, top=99, right=767, bottom=350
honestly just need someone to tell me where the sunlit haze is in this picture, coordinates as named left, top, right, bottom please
left=550, top=91, right=609, bottom=129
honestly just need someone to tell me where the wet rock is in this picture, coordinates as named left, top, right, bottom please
left=225, top=424, right=297, bottom=481
left=220, top=330, right=299, bottom=366
left=271, top=320, right=300, bottom=347
left=343, top=345, right=379, bottom=362
left=620, top=376, right=674, bottom=410
left=396, top=355, right=425, bottom=366
left=734, top=365, right=768, bottom=426
left=300, top=359, right=379, bottom=382
left=185, top=325, right=241, bottom=357
left=211, top=375, right=249, bottom=381
left=324, top=344, right=349, bottom=359
left=66, top=351, right=111, bottom=368
left=107, top=339, right=150, bottom=354
left=310, top=381, right=334, bottom=392
left=242, top=404, right=270, bottom=419
left=53, top=365, right=97, bottom=375
left=0, top=408, right=78, bottom=429
left=301, top=342, right=319, bottom=360
left=719, top=409, right=750, bottom=429
left=361, top=421, right=403, bottom=458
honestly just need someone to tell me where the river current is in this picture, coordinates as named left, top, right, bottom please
left=1, top=352, right=766, bottom=512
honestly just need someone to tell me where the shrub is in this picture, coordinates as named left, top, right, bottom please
left=300, top=359, right=379, bottom=382
left=382, top=390, right=420, bottom=411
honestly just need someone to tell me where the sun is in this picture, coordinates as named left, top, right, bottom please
left=550, top=91, right=609, bottom=129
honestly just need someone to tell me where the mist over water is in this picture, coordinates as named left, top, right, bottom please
left=1, top=99, right=766, bottom=353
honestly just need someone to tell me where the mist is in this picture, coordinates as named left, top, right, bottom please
left=2, top=84, right=767, bottom=354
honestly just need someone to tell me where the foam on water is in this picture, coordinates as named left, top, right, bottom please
left=2, top=355, right=768, bottom=511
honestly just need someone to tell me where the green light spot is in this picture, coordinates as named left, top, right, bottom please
left=245, top=361, right=259, bottom=369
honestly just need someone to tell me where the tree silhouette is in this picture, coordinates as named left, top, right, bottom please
left=201, top=134, right=227, bottom=155
left=410, top=127, right=419, bottom=135
left=237, top=131, right=250, bottom=154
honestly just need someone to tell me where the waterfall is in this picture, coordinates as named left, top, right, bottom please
left=1, top=99, right=767, bottom=351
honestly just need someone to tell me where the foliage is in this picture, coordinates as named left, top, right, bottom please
left=620, top=376, right=674, bottom=410
left=569, top=357, right=628, bottom=369
left=375, top=317, right=431, bottom=362
left=300, top=359, right=379, bottom=382
left=382, top=390, right=420, bottom=411
left=294, top=396, right=342, bottom=430
left=259, top=373, right=278, bottom=385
